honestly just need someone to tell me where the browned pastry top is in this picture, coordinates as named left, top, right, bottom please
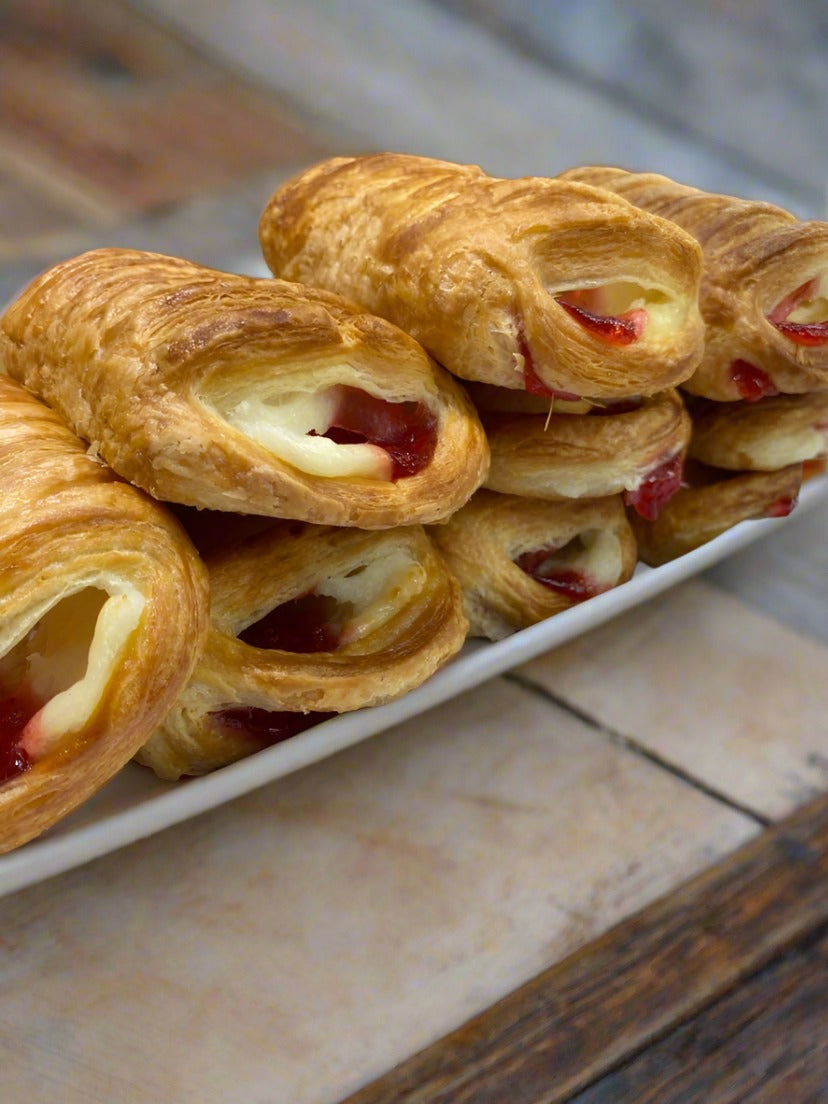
left=260, top=153, right=705, bottom=400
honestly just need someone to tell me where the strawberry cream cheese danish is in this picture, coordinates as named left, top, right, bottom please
left=0, top=249, right=488, bottom=528
left=430, top=491, right=637, bottom=640
left=137, top=521, right=467, bottom=779
left=0, top=376, right=208, bottom=853
left=559, top=166, right=828, bottom=400
left=259, top=154, right=705, bottom=402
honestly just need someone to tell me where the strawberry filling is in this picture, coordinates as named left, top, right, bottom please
left=624, top=453, right=684, bottom=520
left=514, top=546, right=605, bottom=602
left=309, top=385, right=437, bottom=479
left=210, top=707, right=337, bottom=747
left=515, top=321, right=581, bottom=400
left=0, top=692, right=36, bottom=784
left=764, top=494, right=798, bottom=518
left=729, top=360, right=779, bottom=402
left=555, top=288, right=646, bottom=347
left=768, top=279, right=828, bottom=346
left=239, top=592, right=343, bottom=654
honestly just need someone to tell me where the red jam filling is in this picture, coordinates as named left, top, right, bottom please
left=555, top=290, right=646, bottom=347
left=239, top=592, right=342, bottom=654
left=768, top=279, right=828, bottom=346
left=514, top=548, right=603, bottom=602
left=624, top=453, right=684, bottom=520
left=311, top=385, right=437, bottom=479
left=729, top=360, right=779, bottom=402
left=0, top=694, right=35, bottom=784
left=764, top=494, right=798, bottom=518
left=516, top=320, right=581, bottom=400
left=211, top=707, right=337, bottom=746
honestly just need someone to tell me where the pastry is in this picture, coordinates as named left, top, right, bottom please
left=629, top=460, right=803, bottom=566
left=429, top=491, right=637, bottom=640
left=137, top=520, right=468, bottom=779
left=686, top=391, right=828, bottom=471
left=0, top=376, right=208, bottom=853
left=476, top=388, right=691, bottom=519
left=259, top=153, right=705, bottom=401
left=0, top=248, right=489, bottom=528
left=558, top=166, right=828, bottom=399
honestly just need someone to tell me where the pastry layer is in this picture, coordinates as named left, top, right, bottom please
left=259, top=153, right=705, bottom=401
left=0, top=376, right=208, bottom=853
left=138, top=520, right=468, bottom=779
left=429, top=491, right=637, bottom=640
left=0, top=248, right=489, bottom=528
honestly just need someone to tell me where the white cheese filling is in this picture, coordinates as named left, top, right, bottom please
left=319, top=549, right=426, bottom=644
left=222, top=391, right=392, bottom=479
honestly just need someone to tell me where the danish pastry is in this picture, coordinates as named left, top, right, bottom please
left=0, top=248, right=488, bottom=528
left=137, top=520, right=468, bottom=779
left=0, top=376, right=208, bottom=853
left=629, top=460, right=803, bottom=566
left=259, top=154, right=705, bottom=401
left=558, top=166, right=828, bottom=399
left=686, top=391, right=828, bottom=471
left=429, top=491, right=637, bottom=640
left=477, top=388, right=691, bottom=519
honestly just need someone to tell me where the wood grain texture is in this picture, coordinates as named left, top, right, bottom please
left=341, top=793, right=828, bottom=1104
left=0, top=0, right=327, bottom=241
left=518, top=574, right=828, bottom=820
left=570, top=931, right=828, bottom=1104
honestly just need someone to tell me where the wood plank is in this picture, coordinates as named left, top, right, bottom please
left=570, top=933, right=828, bottom=1104
left=340, top=792, right=828, bottom=1104
left=0, top=0, right=328, bottom=241
left=0, top=678, right=754, bottom=1104
left=517, top=576, right=828, bottom=821
left=435, top=0, right=826, bottom=212
left=132, top=0, right=807, bottom=213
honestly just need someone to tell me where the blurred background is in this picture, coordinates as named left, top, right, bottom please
left=1, top=0, right=825, bottom=301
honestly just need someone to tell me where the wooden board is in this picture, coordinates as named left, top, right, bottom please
left=0, top=0, right=327, bottom=246
left=0, top=678, right=754, bottom=1104
left=341, top=792, right=828, bottom=1103
left=517, top=576, right=828, bottom=821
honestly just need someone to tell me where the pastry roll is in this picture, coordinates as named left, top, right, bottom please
left=0, top=248, right=488, bottom=528
left=429, top=492, right=637, bottom=640
left=629, top=461, right=803, bottom=566
left=477, top=388, right=691, bottom=519
left=137, top=521, right=467, bottom=779
left=686, top=392, right=828, bottom=471
left=259, top=153, right=705, bottom=401
left=559, top=166, right=828, bottom=399
left=0, top=376, right=208, bottom=853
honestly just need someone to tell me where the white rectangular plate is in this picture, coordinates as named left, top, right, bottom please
left=2, top=476, right=826, bottom=898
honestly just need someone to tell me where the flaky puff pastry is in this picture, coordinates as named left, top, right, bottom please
left=630, top=462, right=803, bottom=567
left=0, top=376, right=208, bottom=853
left=0, top=248, right=488, bottom=528
left=686, top=392, right=828, bottom=471
left=429, top=491, right=637, bottom=641
left=259, top=154, right=705, bottom=401
left=137, top=521, right=467, bottom=779
left=559, top=166, right=828, bottom=400
left=474, top=387, right=690, bottom=519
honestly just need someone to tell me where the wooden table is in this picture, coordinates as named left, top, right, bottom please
left=2, top=3, right=827, bottom=1101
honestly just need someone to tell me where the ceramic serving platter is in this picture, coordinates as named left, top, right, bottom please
left=1, top=476, right=826, bottom=899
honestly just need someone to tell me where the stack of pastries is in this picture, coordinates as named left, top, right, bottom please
left=0, top=152, right=825, bottom=851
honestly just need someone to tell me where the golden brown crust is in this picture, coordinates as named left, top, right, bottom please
left=0, top=248, right=488, bottom=528
left=259, top=154, right=705, bottom=400
left=429, top=491, right=637, bottom=640
left=137, top=521, right=468, bottom=779
left=629, top=462, right=803, bottom=566
left=480, top=389, right=691, bottom=501
left=560, top=166, right=828, bottom=398
left=686, top=392, right=828, bottom=470
left=0, top=376, right=209, bottom=853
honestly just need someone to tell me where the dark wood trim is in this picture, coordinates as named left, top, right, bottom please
left=342, top=793, right=828, bottom=1104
